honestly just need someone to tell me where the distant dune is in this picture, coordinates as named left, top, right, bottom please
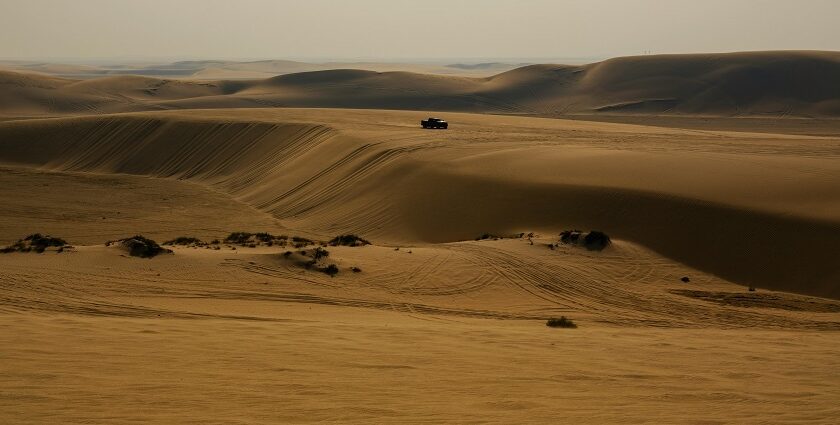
left=2, top=51, right=840, bottom=118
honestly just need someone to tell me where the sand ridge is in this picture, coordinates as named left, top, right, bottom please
left=4, top=51, right=840, bottom=118
left=1, top=108, right=838, bottom=298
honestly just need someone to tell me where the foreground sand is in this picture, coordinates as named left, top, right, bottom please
left=1, top=107, right=839, bottom=423
left=3, top=311, right=840, bottom=424
left=1, top=241, right=839, bottom=424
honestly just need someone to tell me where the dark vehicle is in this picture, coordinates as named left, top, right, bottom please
left=421, top=117, right=448, bottom=129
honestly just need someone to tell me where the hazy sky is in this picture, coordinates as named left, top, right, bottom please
left=1, top=0, right=839, bottom=62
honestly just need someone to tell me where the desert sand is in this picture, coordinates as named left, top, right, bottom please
left=1, top=52, right=839, bottom=423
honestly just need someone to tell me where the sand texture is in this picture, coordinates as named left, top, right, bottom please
left=1, top=53, right=839, bottom=424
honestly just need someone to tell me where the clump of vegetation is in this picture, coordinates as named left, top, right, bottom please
left=1, top=233, right=68, bottom=254
left=476, top=232, right=532, bottom=241
left=291, top=236, right=314, bottom=248
left=350, top=266, right=362, bottom=273
left=328, top=234, right=371, bottom=247
left=681, top=276, right=691, bottom=283
left=283, top=247, right=341, bottom=277
left=163, top=236, right=203, bottom=246
left=322, top=264, right=339, bottom=276
left=559, top=230, right=583, bottom=244
left=109, top=235, right=172, bottom=258
left=582, top=231, right=611, bottom=251
left=224, top=232, right=253, bottom=245
left=312, top=247, right=330, bottom=261
left=546, top=316, right=577, bottom=328
left=223, top=232, right=308, bottom=248
left=557, top=230, right=611, bottom=251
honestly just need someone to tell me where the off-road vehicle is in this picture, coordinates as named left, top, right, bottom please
left=421, top=117, right=448, bottom=129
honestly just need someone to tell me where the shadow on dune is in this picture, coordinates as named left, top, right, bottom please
left=392, top=171, right=840, bottom=299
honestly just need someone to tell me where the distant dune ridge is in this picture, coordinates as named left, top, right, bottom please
left=2, top=51, right=840, bottom=117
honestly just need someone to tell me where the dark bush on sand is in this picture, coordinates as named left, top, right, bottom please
left=558, top=230, right=611, bottom=251
left=224, top=232, right=253, bottom=245
left=312, top=247, right=330, bottom=261
left=328, top=234, right=371, bottom=247
left=546, top=316, right=577, bottom=328
left=113, top=235, right=172, bottom=258
left=1, top=233, right=67, bottom=254
left=163, top=236, right=203, bottom=246
left=322, top=264, right=339, bottom=276
left=582, top=231, right=611, bottom=251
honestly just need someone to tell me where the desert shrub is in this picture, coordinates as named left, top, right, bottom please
left=24, top=233, right=67, bottom=248
left=681, top=276, right=691, bottom=283
left=351, top=266, right=362, bottom=273
left=116, top=235, right=172, bottom=258
left=328, top=234, right=371, bottom=247
left=224, top=232, right=252, bottom=244
left=559, top=230, right=582, bottom=244
left=322, top=264, right=339, bottom=276
left=1, top=234, right=67, bottom=254
left=210, top=239, right=220, bottom=245
left=582, top=231, right=611, bottom=251
left=546, top=316, right=577, bottom=328
left=283, top=251, right=293, bottom=258
left=254, top=232, right=274, bottom=243
left=163, top=236, right=202, bottom=246
left=558, top=230, right=610, bottom=251
left=312, top=247, right=330, bottom=261
left=292, top=236, right=313, bottom=244
left=475, top=233, right=499, bottom=241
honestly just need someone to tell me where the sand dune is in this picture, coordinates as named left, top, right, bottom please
left=4, top=51, right=840, bottom=118
left=0, top=58, right=523, bottom=81
left=1, top=108, right=838, bottom=298
left=2, top=52, right=840, bottom=424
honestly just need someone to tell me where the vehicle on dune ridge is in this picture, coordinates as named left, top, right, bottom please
left=421, top=117, right=448, bottom=129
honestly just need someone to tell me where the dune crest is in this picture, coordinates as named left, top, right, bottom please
left=1, top=108, right=838, bottom=298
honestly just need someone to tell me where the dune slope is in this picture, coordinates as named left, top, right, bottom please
left=1, top=108, right=838, bottom=298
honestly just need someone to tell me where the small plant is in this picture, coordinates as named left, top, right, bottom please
left=1, top=234, right=67, bottom=254
left=113, top=235, right=172, bottom=258
left=558, top=230, right=611, bottom=251
left=292, top=236, right=313, bottom=244
left=351, top=266, right=362, bottom=273
left=582, top=231, right=611, bottom=251
left=322, top=264, right=339, bottom=276
left=328, top=234, right=371, bottom=247
left=546, top=316, right=577, bottom=328
left=681, top=276, right=691, bottom=283
left=224, top=232, right=253, bottom=245
left=312, top=247, right=330, bottom=261
left=559, top=230, right=582, bottom=244
left=254, top=232, right=274, bottom=243
left=163, top=236, right=203, bottom=246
